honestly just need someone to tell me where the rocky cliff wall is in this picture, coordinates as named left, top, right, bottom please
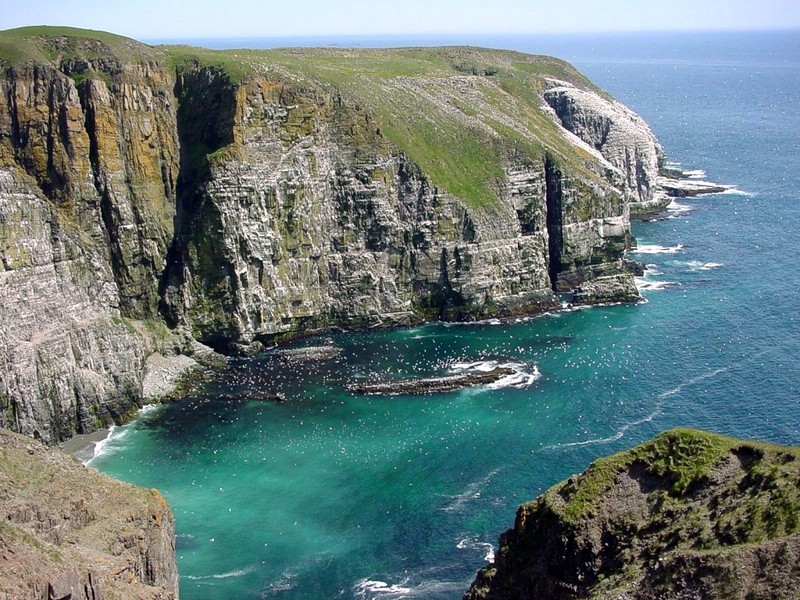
left=0, top=428, right=178, bottom=599
left=161, top=70, right=565, bottom=352
left=159, top=61, right=654, bottom=352
left=465, top=429, right=800, bottom=600
left=543, top=82, right=668, bottom=215
left=0, top=31, right=666, bottom=440
left=0, top=44, right=183, bottom=443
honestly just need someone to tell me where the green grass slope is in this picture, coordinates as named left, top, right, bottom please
left=0, top=26, right=615, bottom=210
left=165, top=44, right=611, bottom=208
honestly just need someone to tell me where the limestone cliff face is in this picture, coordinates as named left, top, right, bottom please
left=0, top=37, right=180, bottom=443
left=161, top=69, right=560, bottom=351
left=465, top=429, right=800, bottom=600
left=543, top=82, right=668, bottom=215
left=0, top=428, right=178, bottom=599
left=0, top=56, right=179, bottom=317
left=1, top=29, right=666, bottom=440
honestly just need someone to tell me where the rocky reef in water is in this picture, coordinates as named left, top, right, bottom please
left=0, top=428, right=178, bottom=599
left=465, top=429, right=800, bottom=600
left=0, top=26, right=689, bottom=443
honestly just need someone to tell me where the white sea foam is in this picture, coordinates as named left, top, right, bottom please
left=265, top=569, right=298, bottom=593
left=684, top=260, right=724, bottom=271
left=86, top=425, right=130, bottom=465
left=457, top=536, right=496, bottom=562
left=541, top=365, right=733, bottom=452
left=184, top=565, right=257, bottom=580
left=448, top=360, right=540, bottom=389
left=542, top=408, right=660, bottom=450
left=441, top=468, right=502, bottom=513
left=643, top=264, right=663, bottom=276
left=630, top=243, right=684, bottom=255
left=682, top=169, right=706, bottom=179
left=354, top=579, right=413, bottom=598
left=138, top=403, right=163, bottom=415
left=635, top=277, right=676, bottom=292
left=354, top=577, right=466, bottom=599
left=666, top=200, right=693, bottom=217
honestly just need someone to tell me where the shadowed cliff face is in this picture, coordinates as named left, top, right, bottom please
left=465, top=429, right=800, bottom=600
left=0, top=60, right=179, bottom=318
left=1, top=30, right=661, bottom=440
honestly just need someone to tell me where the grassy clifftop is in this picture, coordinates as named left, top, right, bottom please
left=467, top=428, right=800, bottom=600
left=0, top=26, right=611, bottom=209
left=166, top=44, right=609, bottom=208
left=0, top=25, right=158, bottom=66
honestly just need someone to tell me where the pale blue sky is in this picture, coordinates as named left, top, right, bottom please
left=2, top=0, right=799, bottom=40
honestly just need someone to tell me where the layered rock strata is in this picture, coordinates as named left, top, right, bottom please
left=0, top=428, right=178, bottom=599
left=465, top=429, right=800, bottom=600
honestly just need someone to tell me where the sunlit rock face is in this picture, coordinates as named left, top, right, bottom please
left=0, top=31, right=664, bottom=440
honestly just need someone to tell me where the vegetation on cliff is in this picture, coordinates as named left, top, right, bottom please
left=1, top=26, right=611, bottom=210
left=466, top=428, right=800, bottom=600
left=0, top=428, right=179, bottom=599
left=162, top=44, right=614, bottom=210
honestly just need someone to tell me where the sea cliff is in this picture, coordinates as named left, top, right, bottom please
left=0, top=428, right=178, bottom=599
left=465, top=429, right=800, bottom=600
left=0, top=26, right=670, bottom=443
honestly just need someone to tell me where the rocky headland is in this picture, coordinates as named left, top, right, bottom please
left=465, top=428, right=800, bottom=600
left=0, top=428, right=178, bottom=599
left=0, top=25, right=699, bottom=445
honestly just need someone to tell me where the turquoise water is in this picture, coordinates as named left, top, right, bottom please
left=91, top=32, right=800, bottom=599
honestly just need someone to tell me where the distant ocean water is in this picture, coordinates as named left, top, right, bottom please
left=94, top=31, right=800, bottom=599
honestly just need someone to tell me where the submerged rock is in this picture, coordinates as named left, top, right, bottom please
left=346, top=366, right=515, bottom=395
left=465, top=428, right=800, bottom=600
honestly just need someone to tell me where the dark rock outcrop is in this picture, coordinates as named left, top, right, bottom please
left=346, top=366, right=515, bottom=395
left=465, top=429, right=800, bottom=600
left=0, top=428, right=178, bottom=599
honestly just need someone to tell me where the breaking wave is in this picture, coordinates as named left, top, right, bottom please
left=635, top=277, right=676, bottom=292
left=86, top=425, right=130, bottom=465
left=630, top=243, right=684, bottom=254
left=457, top=535, right=496, bottom=562
left=353, top=577, right=467, bottom=599
left=448, top=360, right=540, bottom=389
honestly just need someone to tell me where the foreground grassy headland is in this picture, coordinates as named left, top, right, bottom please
left=466, top=428, right=800, bottom=600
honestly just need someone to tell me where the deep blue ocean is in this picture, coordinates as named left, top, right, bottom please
left=93, top=31, right=800, bottom=599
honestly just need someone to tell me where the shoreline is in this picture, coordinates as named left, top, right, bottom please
left=58, top=428, right=110, bottom=463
